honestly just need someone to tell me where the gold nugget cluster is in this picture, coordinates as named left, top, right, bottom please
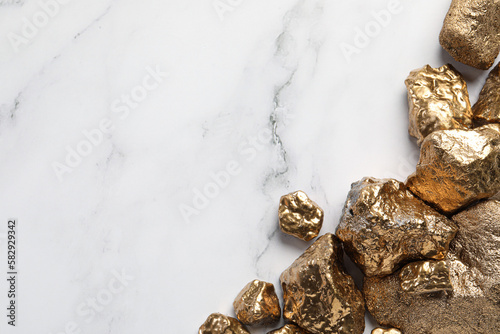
left=199, top=3, right=500, bottom=334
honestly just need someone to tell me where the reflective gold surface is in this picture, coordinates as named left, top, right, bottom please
left=336, top=178, right=457, bottom=277
left=199, top=313, right=250, bottom=334
left=440, top=0, right=500, bottom=70
left=399, top=260, right=452, bottom=294
left=267, top=324, right=309, bottom=334
left=279, top=190, right=324, bottom=241
left=280, top=233, right=365, bottom=334
left=233, top=280, right=281, bottom=326
left=473, top=62, right=500, bottom=124
left=406, top=124, right=500, bottom=213
left=363, top=200, right=500, bottom=334
left=405, top=64, right=472, bottom=144
left=371, top=329, right=401, bottom=334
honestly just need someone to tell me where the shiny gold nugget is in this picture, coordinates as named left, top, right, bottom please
left=280, top=233, right=365, bottom=334
left=405, top=64, right=472, bottom=144
left=233, top=280, right=281, bottom=326
left=440, top=0, right=500, bottom=69
left=267, top=324, right=308, bottom=334
left=279, top=190, right=323, bottom=241
left=372, top=329, right=401, bottom=334
left=336, top=177, right=457, bottom=277
left=399, top=260, right=452, bottom=294
left=198, top=313, right=250, bottom=334
left=473, top=62, right=500, bottom=124
left=407, top=124, right=500, bottom=213
left=364, top=200, right=500, bottom=334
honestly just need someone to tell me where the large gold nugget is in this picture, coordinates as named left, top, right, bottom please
left=405, top=64, right=472, bottom=144
left=399, top=260, right=452, bottom=294
left=406, top=124, right=500, bottom=213
left=280, top=233, right=365, bottom=334
left=363, top=200, right=500, bottom=334
left=473, top=62, right=500, bottom=124
left=198, top=313, right=250, bottom=334
left=233, top=280, right=281, bottom=326
left=372, top=329, right=401, bottom=334
left=267, top=324, right=308, bottom=334
left=336, top=178, right=457, bottom=277
left=279, top=190, right=323, bottom=241
left=440, top=0, right=500, bottom=70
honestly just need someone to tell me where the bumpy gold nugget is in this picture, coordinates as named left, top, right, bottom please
left=199, top=313, right=250, bottom=334
left=233, top=280, right=281, bottom=326
left=336, top=178, right=457, bottom=277
left=440, top=0, right=500, bottom=70
left=372, top=329, right=401, bottom=334
left=405, top=64, right=472, bottom=144
left=399, top=260, right=452, bottom=294
left=280, top=233, right=365, bottom=334
left=406, top=124, right=500, bottom=213
left=473, top=62, right=500, bottom=124
left=279, top=190, right=323, bottom=241
left=364, top=200, right=500, bottom=334
left=267, top=324, right=308, bottom=334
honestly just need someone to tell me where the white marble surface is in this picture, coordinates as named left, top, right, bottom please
left=0, top=0, right=496, bottom=333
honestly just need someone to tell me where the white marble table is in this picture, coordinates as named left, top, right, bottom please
left=0, top=0, right=495, bottom=333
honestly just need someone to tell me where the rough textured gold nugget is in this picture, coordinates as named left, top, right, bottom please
left=405, top=64, right=472, bottom=145
left=267, top=324, right=309, bottom=334
left=364, top=200, right=500, bottom=334
left=199, top=313, right=250, bottom=334
left=336, top=177, right=457, bottom=277
left=473, top=62, right=500, bottom=125
left=233, top=280, right=281, bottom=326
left=407, top=124, right=500, bottom=213
left=280, top=233, right=365, bottom=334
left=440, top=0, right=500, bottom=69
left=279, top=190, right=323, bottom=241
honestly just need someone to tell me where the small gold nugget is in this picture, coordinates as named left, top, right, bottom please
left=363, top=200, right=500, bottom=334
left=279, top=190, right=323, bottom=241
left=198, top=313, right=249, bottom=334
left=267, top=324, right=308, bottom=334
left=440, top=0, right=500, bottom=69
left=407, top=124, right=500, bottom=213
left=280, top=234, right=365, bottom=334
left=399, top=260, right=452, bottom=294
left=233, top=280, right=281, bottom=326
left=336, top=178, right=457, bottom=277
left=405, top=64, right=472, bottom=144
left=473, top=63, right=500, bottom=124
left=372, top=329, right=401, bottom=334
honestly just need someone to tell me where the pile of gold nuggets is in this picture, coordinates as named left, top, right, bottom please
left=199, top=1, right=500, bottom=333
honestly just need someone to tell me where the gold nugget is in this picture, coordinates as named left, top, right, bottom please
left=267, top=324, right=308, bottom=334
left=473, top=62, right=500, bottom=124
left=440, top=0, right=500, bottom=69
left=399, top=260, right=452, bottom=294
left=280, top=234, right=365, bottom=334
left=233, top=280, right=281, bottom=326
left=363, top=200, right=500, bottom=334
left=336, top=178, right=457, bottom=277
left=372, top=329, right=401, bottom=334
left=279, top=190, right=323, bottom=241
left=405, top=64, right=472, bottom=144
left=406, top=124, right=500, bottom=213
left=199, top=313, right=250, bottom=334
